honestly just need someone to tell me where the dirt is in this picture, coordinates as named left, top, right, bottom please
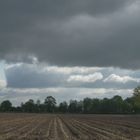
left=0, top=113, right=139, bottom=140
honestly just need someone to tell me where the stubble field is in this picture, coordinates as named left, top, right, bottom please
left=0, top=113, right=140, bottom=140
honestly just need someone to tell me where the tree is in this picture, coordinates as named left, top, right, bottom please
left=0, top=100, right=12, bottom=112
left=83, top=98, right=93, bottom=113
left=59, top=101, right=68, bottom=113
left=77, top=101, right=83, bottom=113
left=21, top=99, right=36, bottom=113
left=122, top=100, right=133, bottom=113
left=35, top=99, right=41, bottom=112
left=68, top=100, right=78, bottom=113
left=112, top=95, right=124, bottom=113
left=133, top=86, right=140, bottom=97
left=100, top=98, right=112, bottom=113
left=36, top=99, right=41, bottom=106
left=44, top=96, right=56, bottom=113
left=92, top=99, right=100, bottom=113
left=131, top=86, right=140, bottom=113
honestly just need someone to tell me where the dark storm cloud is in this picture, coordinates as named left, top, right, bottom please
left=0, top=0, right=140, bottom=69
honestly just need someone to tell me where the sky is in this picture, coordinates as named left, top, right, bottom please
left=0, top=0, right=140, bottom=106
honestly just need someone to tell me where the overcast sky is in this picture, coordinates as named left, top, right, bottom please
left=0, top=0, right=140, bottom=106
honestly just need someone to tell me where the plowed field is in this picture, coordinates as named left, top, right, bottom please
left=0, top=113, right=140, bottom=140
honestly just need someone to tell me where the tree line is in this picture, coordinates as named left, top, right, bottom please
left=0, top=86, right=140, bottom=114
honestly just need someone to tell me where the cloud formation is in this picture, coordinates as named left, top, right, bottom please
left=0, top=1, right=140, bottom=105
left=0, top=0, right=140, bottom=69
left=0, top=80, right=7, bottom=89
left=0, top=61, right=139, bottom=105
left=5, top=62, right=103, bottom=88
left=67, top=73, right=103, bottom=83
left=104, top=74, right=140, bottom=83
left=4, top=62, right=140, bottom=89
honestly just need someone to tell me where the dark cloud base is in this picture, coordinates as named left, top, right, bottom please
left=0, top=0, right=140, bottom=69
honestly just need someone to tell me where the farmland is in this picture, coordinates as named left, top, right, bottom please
left=0, top=114, right=140, bottom=140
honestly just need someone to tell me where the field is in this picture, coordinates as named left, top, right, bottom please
left=0, top=114, right=140, bottom=140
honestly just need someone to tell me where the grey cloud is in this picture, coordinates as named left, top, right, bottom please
left=0, top=80, right=6, bottom=89
left=5, top=63, right=67, bottom=88
left=0, top=0, right=140, bottom=69
left=5, top=63, right=104, bottom=88
left=104, top=74, right=140, bottom=83
left=0, top=0, right=130, bottom=35
left=4, top=62, right=140, bottom=89
left=67, top=73, right=103, bottom=83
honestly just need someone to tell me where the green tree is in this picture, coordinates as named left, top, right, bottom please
left=132, top=86, right=140, bottom=113
left=22, top=99, right=35, bottom=113
left=100, top=98, right=112, bottom=113
left=122, top=100, right=133, bottom=113
left=112, top=95, right=124, bottom=113
left=59, top=101, right=68, bottom=113
left=133, top=86, right=140, bottom=96
left=83, top=98, right=93, bottom=113
left=36, top=99, right=41, bottom=106
left=68, top=100, right=78, bottom=113
left=0, top=100, right=12, bottom=112
left=92, top=99, right=100, bottom=113
left=77, top=101, right=83, bottom=113
left=35, top=99, right=41, bottom=112
left=44, top=96, right=56, bottom=113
